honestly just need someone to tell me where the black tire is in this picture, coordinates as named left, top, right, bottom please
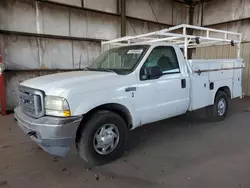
left=206, top=91, right=229, bottom=121
left=76, top=110, right=127, bottom=165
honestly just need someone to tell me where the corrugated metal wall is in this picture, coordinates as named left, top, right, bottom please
left=194, top=43, right=250, bottom=96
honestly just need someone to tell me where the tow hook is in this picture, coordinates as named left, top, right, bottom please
left=27, top=131, right=37, bottom=137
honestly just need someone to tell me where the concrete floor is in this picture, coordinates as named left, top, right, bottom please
left=1, top=98, right=250, bottom=188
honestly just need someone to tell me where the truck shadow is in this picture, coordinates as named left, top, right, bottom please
left=125, top=97, right=247, bottom=154
left=125, top=108, right=210, bottom=153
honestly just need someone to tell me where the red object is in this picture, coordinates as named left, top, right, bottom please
left=0, top=48, right=6, bottom=116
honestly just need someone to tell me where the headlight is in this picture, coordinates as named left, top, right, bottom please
left=45, top=96, right=71, bottom=117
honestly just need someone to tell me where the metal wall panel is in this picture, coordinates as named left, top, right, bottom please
left=73, top=41, right=101, bottom=69
left=211, top=21, right=250, bottom=41
left=48, top=0, right=82, bottom=7
left=0, top=0, right=37, bottom=33
left=84, top=0, right=117, bottom=14
left=0, top=34, right=101, bottom=70
left=193, top=2, right=202, bottom=26
left=203, top=0, right=250, bottom=26
left=126, top=18, right=165, bottom=36
left=38, top=2, right=70, bottom=36
left=0, top=35, right=40, bottom=70
left=40, top=38, right=73, bottom=69
left=172, top=1, right=189, bottom=25
left=126, top=0, right=173, bottom=25
left=70, top=9, right=88, bottom=38
left=193, top=1, right=250, bottom=41
left=70, top=9, right=120, bottom=40
left=126, top=0, right=189, bottom=25
left=86, top=11, right=120, bottom=40
left=0, top=0, right=120, bottom=40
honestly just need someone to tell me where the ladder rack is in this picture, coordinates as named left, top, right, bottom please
left=102, top=24, right=242, bottom=59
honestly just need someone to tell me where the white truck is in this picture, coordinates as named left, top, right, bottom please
left=14, top=24, right=243, bottom=165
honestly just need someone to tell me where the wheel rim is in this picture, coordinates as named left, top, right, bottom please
left=217, top=98, right=226, bottom=116
left=93, top=124, right=120, bottom=155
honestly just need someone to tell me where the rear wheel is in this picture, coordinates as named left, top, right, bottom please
left=76, top=110, right=127, bottom=165
left=206, top=91, right=229, bottom=121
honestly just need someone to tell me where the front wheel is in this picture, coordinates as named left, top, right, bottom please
left=206, top=91, right=229, bottom=121
left=76, top=110, right=127, bottom=165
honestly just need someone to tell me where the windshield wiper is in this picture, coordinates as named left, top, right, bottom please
left=83, top=67, right=89, bottom=71
left=85, top=67, right=118, bottom=74
left=97, top=68, right=117, bottom=74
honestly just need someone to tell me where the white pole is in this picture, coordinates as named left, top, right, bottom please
left=183, top=26, right=186, bottom=35
left=206, top=31, right=209, bottom=38
left=237, top=34, right=242, bottom=58
left=184, top=38, right=188, bottom=59
left=183, top=26, right=188, bottom=59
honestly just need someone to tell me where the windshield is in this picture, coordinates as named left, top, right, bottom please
left=88, top=45, right=149, bottom=74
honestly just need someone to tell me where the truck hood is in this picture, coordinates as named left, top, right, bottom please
left=20, top=71, right=120, bottom=96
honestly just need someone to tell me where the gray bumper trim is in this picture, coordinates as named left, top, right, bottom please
left=14, top=106, right=82, bottom=157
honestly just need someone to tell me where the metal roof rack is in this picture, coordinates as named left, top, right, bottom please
left=102, top=24, right=242, bottom=59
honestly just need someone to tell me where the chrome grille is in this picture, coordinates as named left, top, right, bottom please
left=18, top=86, right=45, bottom=118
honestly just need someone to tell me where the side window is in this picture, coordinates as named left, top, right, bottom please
left=143, top=46, right=180, bottom=74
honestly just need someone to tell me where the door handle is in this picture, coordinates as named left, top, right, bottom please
left=181, top=79, right=186, bottom=88
left=125, top=87, right=136, bottom=92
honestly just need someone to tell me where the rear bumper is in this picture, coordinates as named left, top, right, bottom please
left=14, top=106, right=82, bottom=157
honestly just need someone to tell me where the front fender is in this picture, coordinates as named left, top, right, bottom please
left=63, top=89, right=139, bottom=127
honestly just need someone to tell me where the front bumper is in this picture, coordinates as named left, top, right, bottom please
left=14, top=106, right=82, bottom=157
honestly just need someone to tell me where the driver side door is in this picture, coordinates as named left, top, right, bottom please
left=138, top=46, right=189, bottom=124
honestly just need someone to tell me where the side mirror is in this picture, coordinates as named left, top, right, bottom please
left=141, top=66, right=162, bottom=80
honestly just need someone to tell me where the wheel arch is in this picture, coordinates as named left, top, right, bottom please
left=214, top=86, right=231, bottom=102
left=75, top=103, right=133, bottom=143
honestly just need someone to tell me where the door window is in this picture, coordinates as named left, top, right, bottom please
left=143, top=46, right=180, bottom=74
